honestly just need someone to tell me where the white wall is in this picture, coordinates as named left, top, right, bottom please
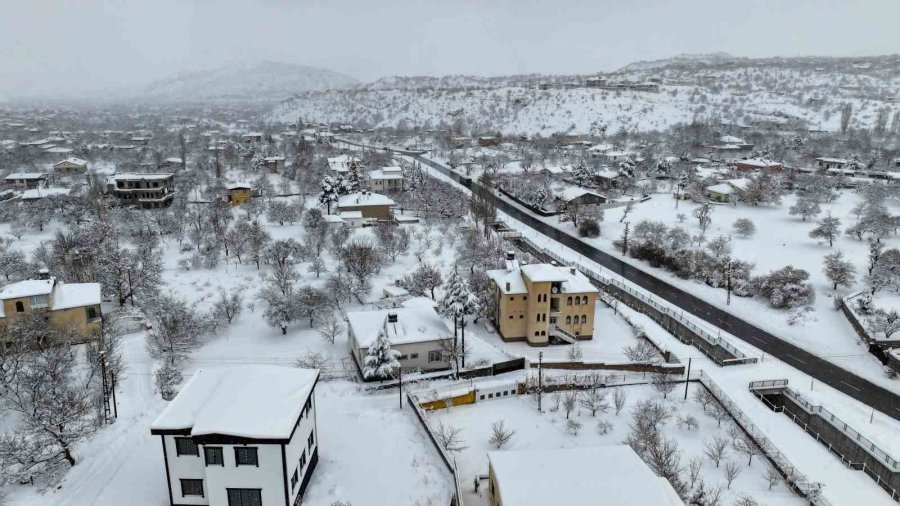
left=284, top=391, right=318, bottom=504
left=205, top=444, right=285, bottom=506
left=354, top=338, right=452, bottom=374
left=163, top=435, right=209, bottom=505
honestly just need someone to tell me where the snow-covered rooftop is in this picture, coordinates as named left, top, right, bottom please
left=488, top=445, right=683, bottom=506
left=368, top=167, right=404, bottom=180
left=555, top=187, right=604, bottom=202
left=150, top=366, right=319, bottom=440
left=55, top=157, right=88, bottom=166
left=487, top=263, right=597, bottom=295
left=346, top=298, right=452, bottom=349
left=816, top=157, right=848, bottom=164
left=704, top=183, right=734, bottom=194
left=4, top=172, right=48, bottom=180
left=736, top=158, right=782, bottom=168
left=110, top=172, right=174, bottom=181
left=338, top=192, right=395, bottom=208
left=0, top=279, right=54, bottom=299
left=21, top=187, right=71, bottom=200
left=52, top=283, right=101, bottom=310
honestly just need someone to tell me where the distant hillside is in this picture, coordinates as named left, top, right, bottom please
left=268, top=54, right=900, bottom=135
left=145, top=61, right=358, bottom=103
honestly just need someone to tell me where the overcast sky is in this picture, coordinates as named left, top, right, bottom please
left=1, top=0, right=898, bottom=98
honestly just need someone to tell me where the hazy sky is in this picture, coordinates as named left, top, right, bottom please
left=1, top=0, right=898, bottom=97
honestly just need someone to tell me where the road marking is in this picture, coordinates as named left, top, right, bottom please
left=785, top=354, right=806, bottom=365
left=839, top=381, right=862, bottom=393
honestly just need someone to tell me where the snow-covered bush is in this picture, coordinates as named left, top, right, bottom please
left=752, top=266, right=815, bottom=309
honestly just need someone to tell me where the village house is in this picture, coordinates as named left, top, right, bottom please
left=584, top=76, right=607, bottom=88
left=20, top=187, right=71, bottom=203
left=241, top=132, right=264, bottom=144
left=107, top=172, right=176, bottom=209
left=336, top=191, right=395, bottom=222
left=735, top=159, right=783, bottom=172
left=226, top=184, right=252, bottom=207
left=704, top=177, right=750, bottom=202
left=0, top=277, right=102, bottom=339
left=486, top=253, right=598, bottom=346
left=603, top=150, right=636, bottom=163
left=52, top=157, right=88, bottom=174
left=263, top=156, right=286, bottom=173
left=816, top=157, right=848, bottom=171
left=367, top=166, right=404, bottom=193
left=477, top=136, right=501, bottom=147
left=315, top=131, right=335, bottom=144
left=593, top=168, right=622, bottom=189
left=346, top=298, right=454, bottom=377
left=586, top=143, right=614, bottom=158
left=4, top=172, right=49, bottom=189
left=487, top=446, right=683, bottom=506
left=553, top=187, right=607, bottom=211
left=326, top=154, right=361, bottom=174
left=150, top=366, right=320, bottom=506
left=159, top=157, right=184, bottom=170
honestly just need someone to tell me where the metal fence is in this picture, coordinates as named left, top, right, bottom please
left=406, top=392, right=465, bottom=506
left=700, top=372, right=830, bottom=505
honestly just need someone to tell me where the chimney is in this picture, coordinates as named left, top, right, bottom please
left=36, top=268, right=50, bottom=280
left=387, top=312, right=398, bottom=323
left=570, top=267, right=577, bottom=275
left=505, top=282, right=511, bottom=292
left=505, top=251, right=516, bottom=261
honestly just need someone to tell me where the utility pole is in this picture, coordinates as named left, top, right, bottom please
left=537, top=352, right=543, bottom=413
left=683, top=357, right=692, bottom=400
left=398, top=368, right=403, bottom=409
left=99, top=351, right=110, bottom=425
left=725, top=259, right=733, bottom=306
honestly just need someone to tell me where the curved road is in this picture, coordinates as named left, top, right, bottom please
left=338, top=138, right=900, bottom=420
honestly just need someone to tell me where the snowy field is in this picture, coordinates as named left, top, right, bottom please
left=429, top=383, right=804, bottom=506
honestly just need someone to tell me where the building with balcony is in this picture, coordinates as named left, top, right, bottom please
left=107, top=173, right=175, bottom=209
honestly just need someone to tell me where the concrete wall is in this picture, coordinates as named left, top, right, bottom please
left=779, top=395, right=900, bottom=495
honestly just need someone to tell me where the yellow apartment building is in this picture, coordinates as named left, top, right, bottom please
left=486, top=253, right=598, bottom=346
left=0, top=278, right=102, bottom=339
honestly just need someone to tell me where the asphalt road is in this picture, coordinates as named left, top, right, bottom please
left=388, top=148, right=900, bottom=421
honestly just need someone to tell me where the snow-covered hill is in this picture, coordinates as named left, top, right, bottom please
left=144, top=61, right=358, bottom=103
left=268, top=55, right=900, bottom=135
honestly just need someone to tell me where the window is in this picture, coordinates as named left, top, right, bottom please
left=227, top=488, right=262, bottom=506
left=29, top=294, right=49, bottom=309
left=509, top=297, right=514, bottom=302
left=234, top=447, right=258, bottom=466
left=175, top=437, right=198, bottom=456
left=299, top=449, right=307, bottom=469
left=397, top=354, right=408, bottom=360
left=581, top=315, right=587, bottom=324
left=291, top=468, right=299, bottom=489
left=582, top=296, right=589, bottom=305
left=565, top=316, right=572, bottom=324
left=567, top=297, right=573, bottom=306
left=508, top=315, right=513, bottom=319
left=308, top=432, right=315, bottom=450
left=204, top=447, right=223, bottom=466
left=86, top=306, right=98, bottom=320
left=428, top=350, right=442, bottom=362
left=536, top=314, right=540, bottom=322
left=304, top=397, right=312, bottom=417
left=522, top=296, right=527, bottom=301
left=519, top=315, right=524, bottom=319
left=180, top=479, right=204, bottom=497
left=14, top=301, right=24, bottom=313
left=574, top=297, right=581, bottom=305
left=409, top=353, right=419, bottom=359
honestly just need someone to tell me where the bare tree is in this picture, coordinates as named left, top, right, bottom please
left=677, top=414, right=699, bottom=432
left=693, top=387, right=716, bottom=413
left=613, top=387, right=628, bottom=415
left=734, top=496, right=759, bottom=506
left=562, top=391, right=578, bottom=419
left=709, top=401, right=731, bottom=428
left=215, top=289, right=244, bottom=324
left=318, top=313, right=344, bottom=343
left=566, top=419, right=583, bottom=436
left=622, top=339, right=659, bottom=363
left=688, top=457, right=703, bottom=489
left=703, top=436, right=730, bottom=468
left=294, top=351, right=332, bottom=378
left=434, top=421, right=467, bottom=454
left=596, top=419, right=614, bottom=434
left=489, top=420, right=516, bottom=449
left=723, top=461, right=742, bottom=489
left=757, top=467, right=781, bottom=493
left=578, top=388, right=610, bottom=416
left=650, top=371, right=678, bottom=399
left=729, top=426, right=761, bottom=466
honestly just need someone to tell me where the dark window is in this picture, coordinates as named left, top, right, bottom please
left=227, top=488, right=262, bottom=506
left=581, top=315, right=587, bottom=324
left=204, top=447, right=223, bottom=466
left=508, top=297, right=513, bottom=302
left=582, top=296, right=589, bottom=305
left=15, top=301, right=24, bottom=313
left=235, top=447, right=258, bottom=466
left=308, top=432, right=315, bottom=450
left=86, top=306, right=98, bottom=319
left=508, top=315, right=513, bottom=319
left=567, top=297, right=573, bottom=305
left=519, top=314, right=523, bottom=319
left=175, top=437, right=198, bottom=456
left=428, top=350, right=442, bottom=362
left=536, top=314, right=540, bottom=322
left=180, top=479, right=204, bottom=497
left=522, top=296, right=527, bottom=301
left=410, top=353, right=418, bottom=359
left=566, top=316, right=572, bottom=324
left=291, top=468, right=298, bottom=489
left=299, top=449, right=307, bottom=469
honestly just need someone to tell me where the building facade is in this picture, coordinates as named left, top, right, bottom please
left=0, top=278, right=102, bottom=338
left=108, top=173, right=175, bottom=209
left=486, top=253, right=598, bottom=346
left=150, top=366, right=320, bottom=506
